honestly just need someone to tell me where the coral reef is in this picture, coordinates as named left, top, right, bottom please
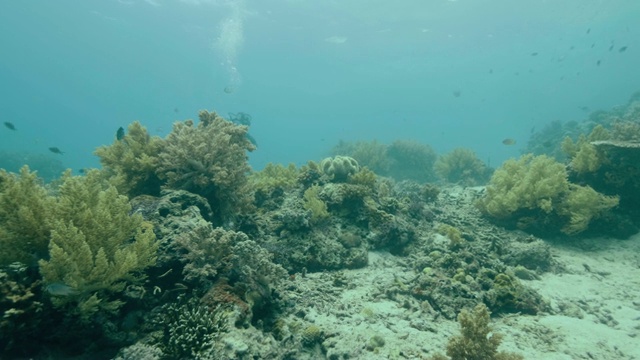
left=387, top=139, right=437, bottom=182
left=477, top=154, right=618, bottom=236
left=319, top=155, right=360, bottom=182
left=0, top=166, right=55, bottom=266
left=432, top=303, right=524, bottom=360
left=157, top=296, right=228, bottom=359
left=38, top=170, right=158, bottom=321
left=156, top=110, right=255, bottom=225
left=94, top=121, right=165, bottom=197
left=434, top=147, right=490, bottom=186
left=330, top=139, right=390, bottom=175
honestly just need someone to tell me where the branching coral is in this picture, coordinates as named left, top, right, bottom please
left=38, top=170, right=158, bottom=321
left=0, top=166, right=55, bottom=266
left=432, top=303, right=523, bottom=360
left=156, top=110, right=255, bottom=225
left=434, top=148, right=489, bottom=186
left=94, top=121, right=165, bottom=197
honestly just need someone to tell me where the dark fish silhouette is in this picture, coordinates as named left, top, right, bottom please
left=609, top=44, right=614, bottom=51
left=453, top=90, right=461, bottom=98
left=502, top=138, right=516, bottom=146
left=530, top=52, right=538, bottom=56
left=116, top=126, right=125, bottom=141
left=3, top=121, right=16, bottom=130
left=596, top=60, right=601, bottom=66
left=619, top=46, right=628, bottom=53
left=224, top=86, right=235, bottom=94
left=587, top=28, right=591, bottom=34
left=49, top=147, right=64, bottom=155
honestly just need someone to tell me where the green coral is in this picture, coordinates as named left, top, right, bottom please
left=38, top=170, right=158, bottom=321
left=435, top=303, right=523, bottom=360
left=94, top=121, right=164, bottom=197
left=434, top=148, right=489, bottom=186
left=157, top=110, right=256, bottom=224
left=0, top=166, right=55, bottom=266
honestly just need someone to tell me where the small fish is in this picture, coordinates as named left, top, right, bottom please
left=489, top=68, right=493, bottom=74
left=569, top=45, right=574, bottom=50
left=542, top=140, right=553, bottom=148
left=224, top=86, right=235, bottom=94
left=530, top=52, right=538, bottom=56
left=78, top=168, right=87, bottom=174
left=49, top=147, right=64, bottom=155
left=45, top=282, right=79, bottom=296
left=174, top=107, right=179, bottom=113
left=619, top=46, right=628, bottom=53
left=116, top=126, right=125, bottom=141
left=502, top=138, right=516, bottom=146
left=3, top=121, right=16, bottom=130
left=579, top=106, right=590, bottom=112
left=609, top=44, right=614, bottom=51
left=596, top=60, right=601, bottom=66
left=587, top=28, right=591, bottom=34
left=453, top=90, right=461, bottom=98
left=591, top=43, right=595, bottom=48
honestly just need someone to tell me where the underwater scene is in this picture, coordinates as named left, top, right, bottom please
left=1, top=1, right=640, bottom=359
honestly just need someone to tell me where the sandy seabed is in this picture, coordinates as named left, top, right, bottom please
left=287, top=233, right=640, bottom=359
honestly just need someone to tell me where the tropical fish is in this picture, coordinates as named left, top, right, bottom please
left=502, top=138, right=516, bottom=146
left=45, top=282, right=79, bottom=296
left=619, top=46, right=628, bottom=53
left=49, top=147, right=64, bottom=155
left=3, top=121, right=15, bottom=130
left=116, top=126, right=125, bottom=141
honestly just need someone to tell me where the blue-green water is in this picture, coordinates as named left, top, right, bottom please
left=1, top=0, right=639, bottom=172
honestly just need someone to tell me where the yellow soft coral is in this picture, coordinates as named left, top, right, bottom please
left=94, top=121, right=164, bottom=197
left=0, top=166, right=55, bottom=266
left=38, top=170, right=157, bottom=321
left=478, top=154, right=568, bottom=219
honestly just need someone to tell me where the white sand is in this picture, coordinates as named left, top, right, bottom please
left=292, top=234, right=640, bottom=359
